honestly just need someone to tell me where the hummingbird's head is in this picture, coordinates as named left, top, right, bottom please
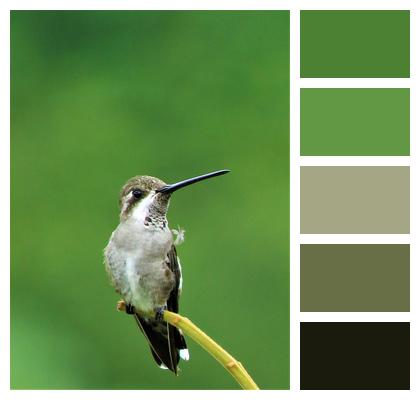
left=118, top=170, right=230, bottom=224
left=119, top=176, right=168, bottom=222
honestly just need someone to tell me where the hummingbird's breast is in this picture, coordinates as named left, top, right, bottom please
left=104, top=219, right=175, bottom=314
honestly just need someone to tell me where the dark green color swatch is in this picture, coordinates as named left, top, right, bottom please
left=301, top=166, right=410, bottom=234
left=301, top=89, right=410, bottom=156
left=301, top=244, right=410, bottom=312
left=300, top=322, right=410, bottom=389
left=300, top=11, right=410, bottom=78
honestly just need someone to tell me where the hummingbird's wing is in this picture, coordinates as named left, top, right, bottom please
left=166, top=245, right=181, bottom=312
left=134, top=245, right=188, bottom=374
left=166, top=245, right=188, bottom=356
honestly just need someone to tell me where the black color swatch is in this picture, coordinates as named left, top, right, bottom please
left=300, top=322, right=410, bottom=390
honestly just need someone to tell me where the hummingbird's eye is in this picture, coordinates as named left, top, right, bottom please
left=132, top=189, right=143, bottom=199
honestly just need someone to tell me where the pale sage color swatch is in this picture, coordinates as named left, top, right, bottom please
left=301, top=244, right=410, bottom=312
left=300, top=166, right=410, bottom=233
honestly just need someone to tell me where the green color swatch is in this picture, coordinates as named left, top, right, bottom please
left=301, top=167, right=410, bottom=234
left=301, top=244, right=410, bottom=312
left=301, top=11, right=410, bottom=78
left=301, top=89, right=410, bottom=156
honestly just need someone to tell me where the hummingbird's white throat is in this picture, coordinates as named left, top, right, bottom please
left=130, top=192, right=156, bottom=223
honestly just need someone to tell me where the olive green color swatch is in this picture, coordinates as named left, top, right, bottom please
left=300, top=11, right=410, bottom=78
left=301, top=89, right=410, bottom=156
left=301, top=244, right=410, bottom=312
left=300, top=166, right=410, bottom=233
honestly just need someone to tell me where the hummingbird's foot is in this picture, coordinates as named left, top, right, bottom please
left=125, top=303, right=136, bottom=315
left=154, top=306, right=167, bottom=321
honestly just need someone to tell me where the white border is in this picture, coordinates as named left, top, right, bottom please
left=300, top=78, right=411, bottom=88
left=300, top=235, right=411, bottom=244
left=301, top=156, right=411, bottom=166
left=409, top=0, right=418, bottom=392
left=1, top=1, right=10, bottom=398
left=2, top=0, right=418, bottom=11
left=2, top=1, right=419, bottom=399
left=300, top=313, right=411, bottom=323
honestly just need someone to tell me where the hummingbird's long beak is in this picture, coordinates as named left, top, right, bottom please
left=157, top=169, right=230, bottom=194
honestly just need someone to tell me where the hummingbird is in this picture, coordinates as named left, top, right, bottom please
left=104, top=169, right=230, bottom=374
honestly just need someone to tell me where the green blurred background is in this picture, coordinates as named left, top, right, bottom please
left=11, top=11, right=289, bottom=389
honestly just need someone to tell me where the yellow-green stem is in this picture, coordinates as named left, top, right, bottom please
left=164, top=310, right=259, bottom=390
left=117, top=300, right=259, bottom=390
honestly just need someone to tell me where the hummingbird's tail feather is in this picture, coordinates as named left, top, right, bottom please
left=134, top=313, right=188, bottom=374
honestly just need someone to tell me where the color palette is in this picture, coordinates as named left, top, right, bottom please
left=300, top=166, right=410, bottom=234
left=299, top=9, right=411, bottom=391
left=300, top=10, right=410, bottom=78
left=300, top=322, right=410, bottom=389
left=301, top=244, right=410, bottom=312
left=301, top=89, right=410, bottom=156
